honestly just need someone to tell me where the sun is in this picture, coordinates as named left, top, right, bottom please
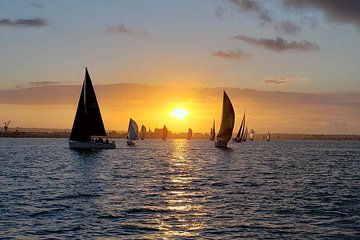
left=171, top=108, right=189, bottom=119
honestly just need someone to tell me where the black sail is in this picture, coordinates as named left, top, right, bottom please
left=69, top=68, right=106, bottom=141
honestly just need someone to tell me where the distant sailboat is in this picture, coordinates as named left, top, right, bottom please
left=140, top=125, right=146, bottom=140
left=233, top=110, right=246, bottom=143
left=69, top=68, right=116, bottom=149
left=209, top=119, right=215, bottom=141
left=249, top=129, right=255, bottom=141
left=187, top=128, right=193, bottom=140
left=266, top=132, right=271, bottom=141
left=215, top=91, right=235, bottom=148
left=243, top=125, right=248, bottom=141
left=127, top=118, right=139, bottom=146
left=162, top=125, right=168, bottom=140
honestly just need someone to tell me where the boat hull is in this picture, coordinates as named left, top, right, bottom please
left=215, top=140, right=228, bottom=148
left=69, top=140, right=116, bottom=149
left=127, top=140, right=135, bottom=146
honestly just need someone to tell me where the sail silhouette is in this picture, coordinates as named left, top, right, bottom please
left=162, top=125, right=168, bottom=140
left=69, top=68, right=115, bottom=149
left=127, top=118, right=139, bottom=146
left=187, top=128, right=193, bottom=140
left=233, top=110, right=246, bottom=143
left=140, top=125, right=146, bottom=140
left=215, top=91, right=235, bottom=148
left=210, top=119, right=215, bottom=141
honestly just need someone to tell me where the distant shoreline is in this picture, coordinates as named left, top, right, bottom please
left=1, top=130, right=359, bottom=141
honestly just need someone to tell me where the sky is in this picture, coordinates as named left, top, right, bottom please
left=0, top=0, right=360, bottom=134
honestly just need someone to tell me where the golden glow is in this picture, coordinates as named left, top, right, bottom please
left=170, top=108, right=189, bottom=119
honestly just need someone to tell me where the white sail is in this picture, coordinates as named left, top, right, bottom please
left=127, top=118, right=139, bottom=141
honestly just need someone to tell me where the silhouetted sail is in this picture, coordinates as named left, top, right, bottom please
left=187, top=128, right=193, bottom=140
left=70, top=68, right=106, bottom=142
left=216, top=91, right=235, bottom=147
left=234, top=110, right=246, bottom=142
left=162, top=125, right=168, bottom=140
left=127, top=118, right=139, bottom=141
left=210, top=119, right=215, bottom=141
left=266, top=132, right=271, bottom=141
left=242, top=125, right=248, bottom=141
left=140, top=125, right=146, bottom=140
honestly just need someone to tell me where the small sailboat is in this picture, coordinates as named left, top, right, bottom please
left=243, top=125, right=248, bottom=141
left=266, top=132, right=271, bottom=141
left=162, top=125, right=168, bottom=140
left=249, top=129, right=255, bottom=141
left=69, top=68, right=116, bottom=149
left=140, top=125, right=146, bottom=140
left=187, top=128, right=193, bottom=140
left=209, top=119, right=215, bottom=141
left=215, top=91, right=235, bottom=148
left=127, top=118, right=139, bottom=146
left=233, top=110, right=246, bottom=143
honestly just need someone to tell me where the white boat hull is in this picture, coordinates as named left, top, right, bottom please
left=69, top=140, right=116, bottom=149
left=215, top=140, right=228, bottom=148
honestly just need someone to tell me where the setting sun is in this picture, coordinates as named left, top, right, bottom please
left=171, top=108, right=189, bottom=119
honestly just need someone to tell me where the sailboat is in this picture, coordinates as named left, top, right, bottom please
left=243, top=125, right=248, bottom=141
left=140, top=125, right=146, bottom=140
left=162, top=125, right=168, bottom=140
left=69, top=68, right=116, bottom=149
left=187, top=128, right=193, bottom=140
left=233, top=110, right=246, bottom=143
left=249, top=129, right=255, bottom=141
left=266, top=132, right=271, bottom=141
left=215, top=91, right=235, bottom=148
left=127, top=118, right=139, bottom=146
left=209, top=119, right=215, bottom=141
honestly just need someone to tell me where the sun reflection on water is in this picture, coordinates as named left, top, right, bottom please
left=157, top=139, right=208, bottom=238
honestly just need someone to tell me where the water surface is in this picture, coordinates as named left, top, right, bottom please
left=1, top=139, right=359, bottom=239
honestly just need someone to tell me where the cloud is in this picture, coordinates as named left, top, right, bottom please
left=264, top=77, right=310, bottom=84
left=212, top=49, right=253, bottom=60
left=282, top=0, right=360, bottom=29
left=29, top=81, right=61, bottom=86
left=276, top=20, right=302, bottom=34
left=28, top=3, right=43, bottom=8
left=264, top=78, right=288, bottom=84
left=106, top=24, right=146, bottom=36
left=232, top=34, right=319, bottom=52
left=0, top=18, right=47, bottom=27
left=228, top=0, right=272, bottom=24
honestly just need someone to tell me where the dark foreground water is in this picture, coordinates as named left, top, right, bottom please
left=0, top=138, right=359, bottom=239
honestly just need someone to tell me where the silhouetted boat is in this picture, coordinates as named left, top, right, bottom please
left=187, top=128, right=193, bottom=140
left=69, top=68, right=115, bottom=149
left=249, top=129, right=255, bottom=141
left=266, top=132, right=271, bottom=141
left=215, top=91, right=235, bottom=148
left=233, top=110, right=246, bottom=143
left=140, top=125, right=146, bottom=140
left=162, top=125, right=168, bottom=140
left=127, top=118, right=139, bottom=146
left=210, top=119, right=215, bottom=141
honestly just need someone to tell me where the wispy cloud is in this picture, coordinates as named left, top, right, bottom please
left=0, top=18, right=47, bottom=27
left=264, top=77, right=310, bottom=84
left=29, top=81, right=61, bottom=86
left=212, top=49, right=253, bottom=60
left=28, top=3, right=43, bottom=8
left=276, top=20, right=302, bottom=34
left=282, top=0, right=360, bottom=29
left=264, top=78, right=288, bottom=84
left=106, top=24, right=146, bottom=36
left=232, top=34, right=319, bottom=52
left=228, top=0, right=272, bottom=24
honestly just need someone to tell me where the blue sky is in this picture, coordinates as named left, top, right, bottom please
left=1, top=0, right=360, bottom=93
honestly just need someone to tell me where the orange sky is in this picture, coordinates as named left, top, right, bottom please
left=1, top=84, right=359, bottom=134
